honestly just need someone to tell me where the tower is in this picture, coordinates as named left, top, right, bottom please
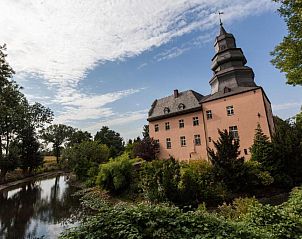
left=210, top=23, right=257, bottom=94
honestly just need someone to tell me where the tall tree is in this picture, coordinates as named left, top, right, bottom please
left=207, top=129, right=245, bottom=191
left=132, top=137, right=159, bottom=161
left=250, top=124, right=274, bottom=171
left=16, top=102, right=53, bottom=174
left=0, top=44, right=26, bottom=181
left=94, top=126, right=124, bottom=158
left=66, top=129, right=92, bottom=147
left=142, top=125, right=149, bottom=139
left=271, top=0, right=302, bottom=85
left=272, top=116, right=302, bottom=183
left=41, top=124, right=74, bottom=163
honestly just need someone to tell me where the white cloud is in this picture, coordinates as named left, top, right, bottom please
left=273, top=102, right=302, bottom=111
left=0, top=0, right=276, bottom=133
left=53, top=88, right=143, bottom=123
left=1, top=0, right=275, bottom=86
left=86, top=109, right=148, bottom=131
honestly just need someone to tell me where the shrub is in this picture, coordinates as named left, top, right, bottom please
left=60, top=202, right=265, bottom=239
left=178, top=160, right=227, bottom=206
left=140, top=157, right=181, bottom=203
left=243, top=160, right=274, bottom=189
left=207, top=129, right=245, bottom=192
left=217, top=197, right=260, bottom=220
left=62, top=141, right=109, bottom=181
left=96, top=153, right=140, bottom=194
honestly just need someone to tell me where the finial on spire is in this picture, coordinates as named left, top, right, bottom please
left=218, top=11, right=224, bottom=26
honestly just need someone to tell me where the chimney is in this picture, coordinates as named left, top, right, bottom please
left=174, top=89, right=179, bottom=98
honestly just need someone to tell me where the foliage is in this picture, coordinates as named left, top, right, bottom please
left=217, top=197, right=260, bottom=220
left=96, top=153, right=140, bottom=194
left=132, top=137, right=159, bottom=161
left=60, top=201, right=263, bottom=239
left=178, top=160, right=227, bottom=206
left=140, top=157, right=181, bottom=203
left=0, top=45, right=53, bottom=180
left=142, top=124, right=149, bottom=139
left=272, top=116, right=302, bottom=185
left=41, top=124, right=74, bottom=163
left=66, top=129, right=92, bottom=147
left=271, top=0, right=302, bottom=85
left=61, top=186, right=302, bottom=239
left=94, top=126, right=124, bottom=158
left=243, top=160, right=274, bottom=188
left=62, top=141, right=109, bottom=181
left=208, top=129, right=245, bottom=192
left=250, top=124, right=274, bottom=171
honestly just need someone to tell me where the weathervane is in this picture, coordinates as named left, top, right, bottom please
left=218, top=11, right=224, bottom=26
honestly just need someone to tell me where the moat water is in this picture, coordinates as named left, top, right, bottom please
left=0, top=174, right=81, bottom=239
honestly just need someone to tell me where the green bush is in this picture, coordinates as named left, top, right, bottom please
left=178, top=160, right=227, bottom=206
left=60, top=202, right=264, bottom=239
left=96, top=153, right=140, bottom=194
left=217, top=197, right=260, bottom=220
left=140, top=157, right=181, bottom=203
left=62, top=141, right=109, bottom=181
left=243, top=160, right=274, bottom=189
left=140, top=158, right=228, bottom=207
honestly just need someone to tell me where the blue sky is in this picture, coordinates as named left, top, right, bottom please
left=1, top=0, right=301, bottom=140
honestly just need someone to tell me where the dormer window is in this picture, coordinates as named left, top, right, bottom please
left=163, top=107, right=170, bottom=114
left=224, top=87, right=231, bottom=93
left=178, top=103, right=185, bottom=110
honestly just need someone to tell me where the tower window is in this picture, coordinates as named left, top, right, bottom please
left=229, top=126, right=239, bottom=139
left=206, top=110, right=212, bottom=119
left=180, top=136, right=186, bottom=147
left=154, top=139, right=160, bottom=149
left=244, top=149, right=248, bottom=155
left=193, top=117, right=199, bottom=126
left=179, top=119, right=184, bottom=128
left=194, top=135, right=201, bottom=145
left=154, top=124, right=159, bottom=132
left=166, top=138, right=171, bottom=149
left=165, top=122, right=170, bottom=130
left=226, top=106, right=234, bottom=116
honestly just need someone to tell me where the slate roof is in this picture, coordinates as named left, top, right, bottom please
left=147, top=86, right=262, bottom=122
left=200, top=86, right=261, bottom=103
left=147, top=90, right=204, bottom=121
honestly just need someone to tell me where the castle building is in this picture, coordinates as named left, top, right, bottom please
left=147, top=24, right=275, bottom=160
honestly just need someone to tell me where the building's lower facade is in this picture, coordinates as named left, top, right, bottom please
left=147, top=24, right=275, bottom=160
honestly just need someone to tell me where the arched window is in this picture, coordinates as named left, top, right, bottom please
left=178, top=103, right=185, bottom=110
left=164, top=107, right=170, bottom=114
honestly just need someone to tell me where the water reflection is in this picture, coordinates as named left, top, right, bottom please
left=0, top=175, right=81, bottom=239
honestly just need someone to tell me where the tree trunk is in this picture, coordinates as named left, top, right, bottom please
left=5, top=132, right=9, bottom=155
left=0, top=169, right=7, bottom=183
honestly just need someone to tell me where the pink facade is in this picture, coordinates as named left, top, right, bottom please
left=149, top=88, right=274, bottom=160
left=147, top=24, right=274, bottom=161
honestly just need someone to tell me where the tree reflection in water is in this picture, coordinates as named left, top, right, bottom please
left=0, top=175, right=81, bottom=239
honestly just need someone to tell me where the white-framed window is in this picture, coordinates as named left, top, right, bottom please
left=193, top=117, right=199, bottom=126
left=166, top=138, right=171, bottom=149
left=165, top=122, right=170, bottom=130
left=194, top=135, right=201, bottom=145
left=229, top=126, right=239, bottom=139
left=179, top=119, right=184, bottom=128
left=226, top=105, right=234, bottom=116
left=154, top=124, right=159, bottom=132
left=180, top=136, right=186, bottom=147
left=206, top=110, right=212, bottom=119
left=154, top=139, right=160, bottom=149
